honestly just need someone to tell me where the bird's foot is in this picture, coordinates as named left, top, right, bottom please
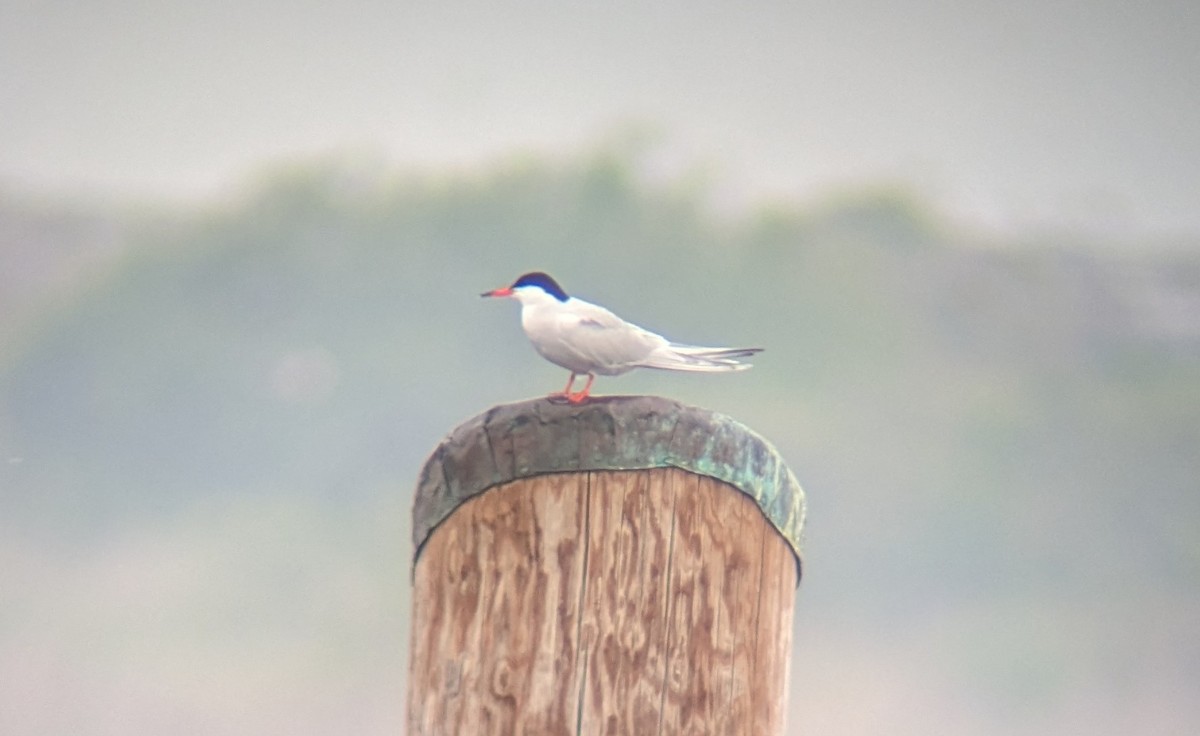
left=546, top=373, right=579, bottom=403
left=565, top=374, right=596, bottom=404
left=546, top=374, right=594, bottom=404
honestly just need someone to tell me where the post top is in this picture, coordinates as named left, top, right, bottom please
left=413, top=395, right=806, bottom=580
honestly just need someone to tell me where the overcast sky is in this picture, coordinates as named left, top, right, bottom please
left=2, top=0, right=1197, bottom=236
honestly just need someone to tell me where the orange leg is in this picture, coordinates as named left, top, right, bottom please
left=566, top=374, right=595, bottom=404
left=549, top=373, right=577, bottom=399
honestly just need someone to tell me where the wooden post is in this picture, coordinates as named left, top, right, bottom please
left=408, top=396, right=805, bottom=735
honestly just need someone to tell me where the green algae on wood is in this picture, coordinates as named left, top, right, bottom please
left=413, top=395, right=806, bottom=581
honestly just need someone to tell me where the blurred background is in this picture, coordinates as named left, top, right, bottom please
left=2, top=2, right=1198, bottom=734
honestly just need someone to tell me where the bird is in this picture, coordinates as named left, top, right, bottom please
left=481, top=271, right=762, bottom=404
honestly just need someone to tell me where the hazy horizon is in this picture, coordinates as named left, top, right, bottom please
left=2, top=0, right=1198, bottom=237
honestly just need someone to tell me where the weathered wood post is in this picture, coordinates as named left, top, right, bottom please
left=408, top=396, right=805, bottom=735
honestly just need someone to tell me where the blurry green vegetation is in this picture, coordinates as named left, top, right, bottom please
left=1, top=149, right=1198, bottom=734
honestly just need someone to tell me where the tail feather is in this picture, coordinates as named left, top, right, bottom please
left=637, top=345, right=762, bottom=373
left=668, top=344, right=763, bottom=360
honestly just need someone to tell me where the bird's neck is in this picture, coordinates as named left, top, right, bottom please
left=516, top=291, right=569, bottom=311
left=517, top=292, right=567, bottom=332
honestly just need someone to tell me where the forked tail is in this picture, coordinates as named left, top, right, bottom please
left=637, top=345, right=763, bottom=372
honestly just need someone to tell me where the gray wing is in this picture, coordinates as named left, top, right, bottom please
left=545, top=300, right=668, bottom=375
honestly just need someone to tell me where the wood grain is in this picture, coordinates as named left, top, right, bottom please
left=408, top=468, right=797, bottom=736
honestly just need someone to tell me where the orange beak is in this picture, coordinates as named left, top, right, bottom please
left=480, top=286, right=514, bottom=298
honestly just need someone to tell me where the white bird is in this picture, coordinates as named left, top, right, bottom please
left=481, top=272, right=762, bottom=403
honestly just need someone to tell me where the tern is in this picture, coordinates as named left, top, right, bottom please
left=481, top=272, right=762, bottom=403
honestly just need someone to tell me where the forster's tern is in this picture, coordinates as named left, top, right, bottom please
left=482, top=272, right=762, bottom=403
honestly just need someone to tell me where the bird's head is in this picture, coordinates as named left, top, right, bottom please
left=481, top=272, right=569, bottom=303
